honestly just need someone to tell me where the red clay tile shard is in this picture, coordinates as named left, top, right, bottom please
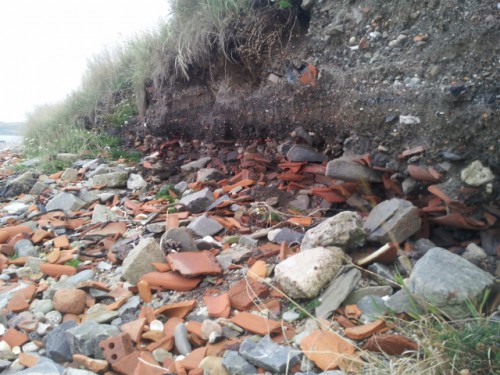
left=407, top=165, right=442, bottom=183
left=7, top=291, right=29, bottom=312
left=112, top=351, right=158, bottom=375
left=83, top=222, right=127, bottom=238
left=363, top=334, right=418, bottom=355
left=431, top=213, right=488, bottom=230
left=227, top=278, right=269, bottom=311
left=53, top=235, right=70, bottom=249
left=247, top=260, right=267, bottom=280
left=40, top=263, right=77, bottom=277
left=0, top=225, right=33, bottom=244
left=120, top=318, right=146, bottom=343
left=2, top=328, right=29, bottom=347
left=231, top=312, right=282, bottom=336
left=179, top=346, right=208, bottom=371
left=167, top=251, right=222, bottom=277
left=154, top=300, right=196, bottom=319
left=300, top=330, right=357, bottom=371
left=31, top=229, right=52, bottom=244
left=99, top=332, right=135, bottom=364
left=398, top=146, right=425, bottom=159
left=140, top=272, right=201, bottom=291
left=204, top=293, right=231, bottom=318
left=344, top=319, right=386, bottom=340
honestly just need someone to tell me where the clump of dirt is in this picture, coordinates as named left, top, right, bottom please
left=132, top=0, right=497, bottom=195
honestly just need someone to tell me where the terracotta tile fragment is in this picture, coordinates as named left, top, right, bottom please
left=72, top=354, right=109, bottom=373
left=99, top=332, right=135, bottom=364
left=7, top=291, right=29, bottom=312
left=55, top=249, right=77, bottom=264
left=53, top=235, right=70, bottom=249
left=18, top=352, right=39, bottom=368
left=146, top=333, right=174, bottom=352
left=228, top=278, right=269, bottom=311
left=137, top=280, right=152, bottom=303
left=247, top=260, right=267, bottom=280
left=163, top=317, right=185, bottom=336
left=300, top=330, right=358, bottom=371
left=40, top=263, right=77, bottom=277
left=0, top=225, right=33, bottom=244
left=47, top=248, right=60, bottom=264
left=139, top=305, right=156, bottom=324
left=179, top=346, right=208, bottom=370
left=140, top=272, right=201, bottom=291
left=120, top=318, right=146, bottom=343
left=154, top=300, right=196, bottom=319
left=363, top=334, right=418, bottom=355
left=2, top=328, right=29, bottom=347
left=141, top=330, right=164, bottom=342
left=151, top=262, right=171, bottom=272
left=231, top=312, right=281, bottom=336
left=83, top=221, right=127, bottom=238
left=31, top=229, right=52, bottom=244
left=167, top=251, right=222, bottom=277
left=344, top=319, right=386, bottom=340
left=112, top=351, right=158, bottom=375
left=203, top=293, right=231, bottom=318
left=336, top=315, right=356, bottom=328
left=345, top=305, right=362, bottom=319
left=133, top=357, right=169, bottom=375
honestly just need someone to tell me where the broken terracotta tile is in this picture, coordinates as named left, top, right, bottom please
left=7, top=291, right=29, bottom=312
left=55, top=249, right=78, bottom=265
left=167, top=251, right=222, bottom=277
left=83, top=221, right=127, bottom=238
left=300, top=329, right=358, bottom=371
left=154, top=300, right=196, bottom=319
left=47, top=248, right=61, bottom=264
left=2, top=328, right=29, bottom=347
left=40, top=263, right=77, bottom=277
left=112, top=351, right=158, bottom=375
left=344, top=305, right=362, bottom=320
left=137, top=280, right=153, bottom=303
left=133, top=356, right=169, bottom=375
left=146, top=333, right=174, bottom=352
left=140, top=272, right=201, bottom=291
left=99, top=332, right=135, bottom=365
left=336, top=315, right=356, bottom=329
left=231, top=311, right=282, bottom=336
left=120, top=318, right=146, bottom=343
left=72, top=354, right=109, bottom=373
left=53, top=235, right=70, bottom=249
left=163, top=317, right=185, bottom=336
left=203, top=293, right=231, bottom=318
left=31, top=229, right=52, bottom=244
left=151, top=262, right=172, bottom=272
left=247, top=260, right=267, bottom=280
left=142, top=330, right=164, bottom=342
left=18, top=352, right=39, bottom=368
left=179, top=347, right=208, bottom=371
left=344, top=319, right=386, bottom=340
left=407, top=165, right=442, bottom=183
left=363, top=334, right=418, bottom=355
left=186, top=321, right=203, bottom=340
left=0, top=225, right=33, bottom=244
left=287, top=217, right=314, bottom=227
left=227, top=278, right=269, bottom=311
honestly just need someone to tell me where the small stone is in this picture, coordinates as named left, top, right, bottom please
left=91, top=205, right=118, bottom=224
left=462, top=243, right=488, bottom=265
left=84, top=304, right=118, bottom=324
left=282, top=311, right=300, bottom=322
left=301, top=211, right=366, bottom=252
left=52, top=289, right=87, bottom=315
left=174, top=323, right=192, bottom=355
left=160, top=227, right=197, bottom=252
left=180, top=188, right=215, bottom=214
left=45, top=311, right=62, bottom=326
left=239, top=335, right=299, bottom=373
left=61, top=168, right=78, bottom=182
left=14, top=239, right=37, bottom=258
left=460, top=160, right=495, bottom=186
left=46, top=192, right=86, bottom=212
left=66, top=321, right=120, bottom=359
left=222, top=351, right=257, bottom=375
left=267, top=227, right=304, bottom=244
left=200, top=320, right=222, bottom=340
left=399, top=115, right=420, bottom=125
left=181, top=157, right=211, bottom=171
left=275, top=247, right=344, bottom=299
left=127, top=174, right=147, bottom=190
left=121, top=238, right=166, bottom=285
left=187, top=214, right=224, bottom=237
left=92, top=171, right=129, bottom=188
left=197, top=168, right=226, bottom=182
left=286, top=144, right=327, bottom=163
left=45, top=320, right=78, bottom=362
left=326, top=157, right=382, bottom=183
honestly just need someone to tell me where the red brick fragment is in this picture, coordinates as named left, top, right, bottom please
left=99, top=333, right=135, bottom=364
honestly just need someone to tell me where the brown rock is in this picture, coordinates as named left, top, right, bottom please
left=344, top=319, right=386, bottom=340
left=231, top=312, right=281, bottom=336
left=300, top=330, right=357, bottom=371
left=53, top=289, right=87, bottom=314
left=167, top=251, right=222, bottom=277
left=227, top=278, right=269, bottom=311
left=140, top=272, right=201, bottom=291
left=363, top=334, right=418, bottom=355
left=40, top=263, right=76, bottom=277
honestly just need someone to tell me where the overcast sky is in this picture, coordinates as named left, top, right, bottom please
left=0, top=0, right=169, bottom=122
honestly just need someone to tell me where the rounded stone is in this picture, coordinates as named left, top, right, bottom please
left=45, top=310, right=62, bottom=326
left=52, top=289, right=87, bottom=315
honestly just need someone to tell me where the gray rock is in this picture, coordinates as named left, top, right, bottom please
left=29, top=181, right=48, bottom=195
left=146, top=223, right=166, bottom=233
left=301, top=0, right=315, bottom=11
left=86, top=164, right=113, bottom=178
left=367, top=263, right=396, bottom=283
left=63, top=369, right=98, bottom=375
left=91, top=204, right=118, bottom=224
left=480, top=228, right=500, bottom=256
left=326, top=157, right=382, bottom=183
left=60, top=168, right=78, bottom=182
left=205, top=194, right=231, bottom=211
left=46, top=192, right=86, bottom=212
left=77, top=189, right=99, bottom=204
left=197, top=168, right=226, bottom=182
left=92, top=171, right=129, bottom=188
left=174, top=323, right=192, bottom=355
left=343, top=286, right=393, bottom=305
left=357, top=295, right=387, bottom=321
left=407, top=247, right=495, bottom=318
left=45, top=310, right=62, bottom=325
left=385, top=289, right=422, bottom=316
left=1, top=172, right=39, bottom=198
left=30, top=299, right=53, bottom=315
left=66, top=269, right=95, bottom=284
left=56, top=153, right=79, bottom=163
left=239, top=335, right=300, bottom=373
left=44, top=320, right=77, bottom=363
left=275, top=246, right=344, bottom=299
left=122, top=237, right=166, bottom=284
left=413, top=238, right=436, bottom=256
left=268, top=227, right=304, bottom=245
left=222, top=350, right=257, bottom=375
left=181, top=157, right=211, bottom=171
left=187, top=214, right=224, bottom=237
left=301, top=211, right=366, bottom=252
left=364, top=198, right=421, bottom=244
left=216, top=245, right=252, bottom=264
left=180, top=188, right=215, bottom=213
left=238, top=235, right=258, bottom=248
left=118, top=295, right=141, bottom=316
left=160, top=227, right=198, bottom=251
left=66, top=321, right=120, bottom=359
left=84, top=303, right=118, bottom=323
left=288, top=194, right=310, bottom=211
left=16, top=360, right=61, bottom=375
left=401, top=177, right=418, bottom=195
left=462, top=243, right=488, bottom=265
left=0, top=359, right=12, bottom=371
left=14, top=239, right=37, bottom=257
left=127, top=173, right=147, bottom=190
left=315, top=267, right=362, bottom=319
left=460, top=160, right=495, bottom=186
left=287, top=144, right=327, bottom=163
